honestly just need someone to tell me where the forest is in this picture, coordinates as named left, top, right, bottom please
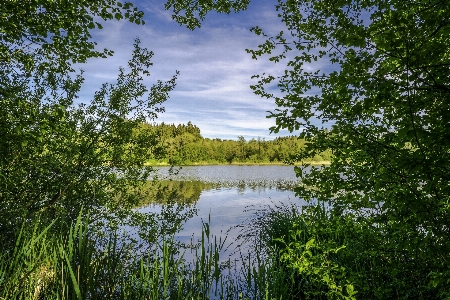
left=142, top=122, right=332, bottom=165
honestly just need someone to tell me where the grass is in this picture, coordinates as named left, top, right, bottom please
left=9, top=201, right=426, bottom=299
left=3, top=203, right=342, bottom=299
left=0, top=209, right=267, bottom=300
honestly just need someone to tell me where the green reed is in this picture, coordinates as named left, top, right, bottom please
left=20, top=202, right=445, bottom=299
left=0, top=209, right=251, bottom=300
left=1, top=204, right=337, bottom=300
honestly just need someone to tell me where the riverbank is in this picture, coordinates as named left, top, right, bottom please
left=144, top=160, right=331, bottom=167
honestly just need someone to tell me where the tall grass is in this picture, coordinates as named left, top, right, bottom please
left=234, top=203, right=313, bottom=300
left=0, top=209, right=281, bottom=300
left=0, top=203, right=366, bottom=300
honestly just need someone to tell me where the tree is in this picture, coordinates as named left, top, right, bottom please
left=246, top=0, right=450, bottom=297
left=0, top=0, right=144, bottom=73
left=1, top=38, right=178, bottom=230
left=0, top=1, right=179, bottom=236
left=237, top=135, right=246, bottom=161
left=168, top=0, right=450, bottom=297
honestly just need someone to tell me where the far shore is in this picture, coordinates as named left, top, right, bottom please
left=144, top=161, right=331, bottom=167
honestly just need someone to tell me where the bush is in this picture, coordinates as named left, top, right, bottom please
left=252, top=203, right=450, bottom=299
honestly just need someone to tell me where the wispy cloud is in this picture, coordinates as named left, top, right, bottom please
left=76, top=0, right=316, bottom=139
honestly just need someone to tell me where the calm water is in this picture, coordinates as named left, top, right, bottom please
left=141, top=165, right=309, bottom=260
left=156, top=165, right=301, bottom=188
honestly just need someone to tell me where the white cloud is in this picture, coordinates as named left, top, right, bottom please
left=75, top=0, right=318, bottom=140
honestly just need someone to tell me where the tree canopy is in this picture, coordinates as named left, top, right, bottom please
left=140, top=121, right=330, bottom=165
left=253, top=1, right=450, bottom=297
left=0, top=1, right=178, bottom=235
left=0, top=0, right=144, bottom=72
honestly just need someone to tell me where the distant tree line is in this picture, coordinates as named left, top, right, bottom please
left=139, top=122, right=332, bottom=165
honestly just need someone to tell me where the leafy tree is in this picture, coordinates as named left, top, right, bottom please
left=0, top=0, right=144, bottom=73
left=0, top=1, right=179, bottom=236
left=1, top=39, right=178, bottom=231
left=237, top=135, right=246, bottom=161
left=246, top=0, right=450, bottom=298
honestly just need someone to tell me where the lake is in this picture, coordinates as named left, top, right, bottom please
left=140, top=165, right=309, bottom=261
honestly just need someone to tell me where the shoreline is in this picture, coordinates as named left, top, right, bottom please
left=144, top=161, right=331, bottom=167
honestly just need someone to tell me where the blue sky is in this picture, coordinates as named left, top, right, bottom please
left=77, top=0, right=302, bottom=140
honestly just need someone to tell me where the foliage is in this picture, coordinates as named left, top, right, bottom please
left=2, top=207, right=327, bottom=300
left=243, top=0, right=450, bottom=298
left=0, top=0, right=144, bottom=73
left=142, top=122, right=331, bottom=165
left=1, top=39, right=178, bottom=235
left=241, top=201, right=450, bottom=299
left=0, top=0, right=181, bottom=238
left=164, top=0, right=250, bottom=30
left=0, top=210, right=235, bottom=300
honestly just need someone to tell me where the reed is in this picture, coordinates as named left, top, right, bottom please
left=3, top=204, right=352, bottom=300
left=0, top=209, right=256, bottom=300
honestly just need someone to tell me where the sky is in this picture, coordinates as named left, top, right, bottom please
left=77, top=0, right=299, bottom=140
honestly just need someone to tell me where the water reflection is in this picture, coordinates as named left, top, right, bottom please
left=155, top=165, right=303, bottom=191
left=175, top=187, right=306, bottom=257
left=138, top=166, right=307, bottom=263
left=138, top=180, right=210, bottom=206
